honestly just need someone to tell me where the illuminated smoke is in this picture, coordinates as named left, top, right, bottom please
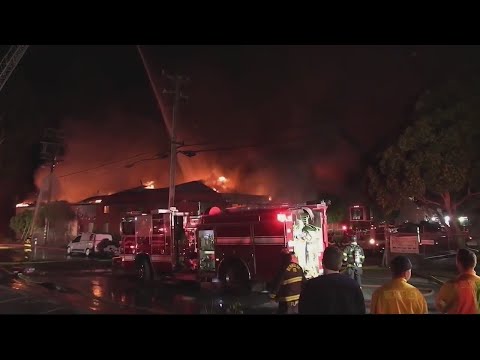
left=29, top=45, right=409, bottom=204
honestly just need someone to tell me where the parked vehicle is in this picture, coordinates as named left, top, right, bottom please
left=66, top=232, right=113, bottom=257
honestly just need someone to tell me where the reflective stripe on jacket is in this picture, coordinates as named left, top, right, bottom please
left=275, top=262, right=305, bottom=303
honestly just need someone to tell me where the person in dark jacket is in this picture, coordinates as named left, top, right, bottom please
left=299, top=246, right=365, bottom=314
left=271, top=250, right=305, bottom=314
left=343, top=235, right=365, bottom=288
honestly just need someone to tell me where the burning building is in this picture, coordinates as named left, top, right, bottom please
left=72, top=180, right=270, bottom=239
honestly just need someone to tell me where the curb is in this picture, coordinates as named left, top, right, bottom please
left=0, top=260, right=71, bottom=266
left=0, top=258, right=112, bottom=266
left=0, top=244, right=66, bottom=250
left=413, top=271, right=446, bottom=286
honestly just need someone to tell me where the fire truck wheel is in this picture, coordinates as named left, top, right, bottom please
left=219, top=261, right=250, bottom=294
left=137, top=258, right=153, bottom=281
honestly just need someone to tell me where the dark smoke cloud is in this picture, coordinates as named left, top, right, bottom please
left=28, top=45, right=480, bottom=204
left=35, top=109, right=170, bottom=202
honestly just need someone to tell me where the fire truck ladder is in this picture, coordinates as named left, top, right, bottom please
left=0, top=45, right=29, bottom=94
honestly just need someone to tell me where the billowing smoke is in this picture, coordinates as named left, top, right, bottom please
left=29, top=45, right=441, bottom=204
left=34, top=110, right=170, bottom=202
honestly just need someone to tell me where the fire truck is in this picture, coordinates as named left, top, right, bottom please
left=113, top=202, right=328, bottom=290
left=339, top=204, right=383, bottom=252
left=113, top=209, right=200, bottom=280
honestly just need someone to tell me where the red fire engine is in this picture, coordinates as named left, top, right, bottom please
left=339, top=204, right=381, bottom=251
left=113, top=202, right=328, bottom=290
left=114, top=209, right=199, bottom=279
left=197, top=203, right=328, bottom=288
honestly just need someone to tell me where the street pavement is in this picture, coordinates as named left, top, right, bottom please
left=0, top=244, right=136, bottom=314
left=0, top=245, right=453, bottom=314
left=361, top=267, right=440, bottom=314
left=9, top=266, right=443, bottom=314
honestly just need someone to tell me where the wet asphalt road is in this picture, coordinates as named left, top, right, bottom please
left=0, top=245, right=447, bottom=314
left=0, top=245, right=276, bottom=314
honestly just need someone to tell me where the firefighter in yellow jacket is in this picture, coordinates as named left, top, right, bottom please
left=24, top=236, right=32, bottom=261
left=270, top=249, right=306, bottom=314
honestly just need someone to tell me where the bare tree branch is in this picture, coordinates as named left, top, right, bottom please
left=455, top=187, right=480, bottom=208
left=417, top=195, right=443, bottom=208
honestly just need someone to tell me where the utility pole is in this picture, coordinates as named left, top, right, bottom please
left=44, top=155, right=59, bottom=244
left=162, top=71, right=189, bottom=210
left=0, top=45, right=29, bottom=94
left=38, top=128, right=64, bottom=245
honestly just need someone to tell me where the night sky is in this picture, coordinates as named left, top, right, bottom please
left=2, top=45, right=479, bottom=204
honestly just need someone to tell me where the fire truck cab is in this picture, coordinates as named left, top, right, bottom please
left=196, top=202, right=328, bottom=290
left=342, top=204, right=379, bottom=250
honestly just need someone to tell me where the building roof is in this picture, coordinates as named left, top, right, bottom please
left=222, top=193, right=270, bottom=202
left=79, top=181, right=225, bottom=207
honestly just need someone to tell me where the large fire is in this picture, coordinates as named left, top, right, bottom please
left=16, top=202, right=31, bottom=208
left=32, top=151, right=271, bottom=203
left=174, top=154, right=269, bottom=196
left=144, top=181, right=155, bottom=189
left=207, top=175, right=232, bottom=193
left=30, top=109, right=274, bottom=203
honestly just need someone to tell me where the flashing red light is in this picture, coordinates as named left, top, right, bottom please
left=277, top=214, right=287, bottom=222
left=208, top=207, right=222, bottom=215
left=342, top=225, right=347, bottom=231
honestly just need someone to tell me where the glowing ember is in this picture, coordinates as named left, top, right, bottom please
left=212, top=187, right=219, bottom=192
left=218, top=176, right=227, bottom=183
left=144, top=181, right=155, bottom=189
left=16, top=203, right=30, bottom=208
left=268, top=196, right=272, bottom=201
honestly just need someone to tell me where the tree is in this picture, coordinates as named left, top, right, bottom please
left=38, top=201, right=76, bottom=243
left=38, top=201, right=75, bottom=226
left=9, top=210, right=34, bottom=240
left=317, top=193, right=348, bottom=224
left=368, top=75, right=480, bottom=246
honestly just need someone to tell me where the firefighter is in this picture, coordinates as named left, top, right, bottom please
left=301, top=213, right=321, bottom=278
left=270, top=249, right=306, bottom=314
left=343, top=235, right=365, bottom=288
left=23, top=236, right=32, bottom=261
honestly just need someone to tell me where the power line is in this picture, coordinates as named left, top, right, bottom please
left=54, top=136, right=309, bottom=179
left=57, top=151, right=155, bottom=178
left=191, top=138, right=303, bottom=153
left=123, top=137, right=308, bottom=168
left=55, top=141, right=212, bottom=178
